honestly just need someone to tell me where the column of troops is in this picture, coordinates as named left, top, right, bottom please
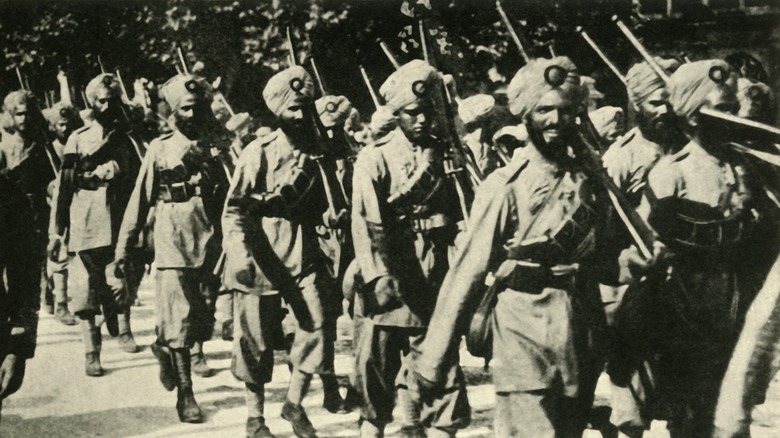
left=0, top=17, right=779, bottom=438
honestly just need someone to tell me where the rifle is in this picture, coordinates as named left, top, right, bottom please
left=378, top=38, right=402, bottom=70
left=495, top=0, right=531, bottom=63
left=359, top=65, right=381, bottom=110
left=576, top=26, right=627, bottom=84
left=572, top=130, right=655, bottom=259
left=613, top=15, right=780, bottom=167
left=417, top=18, right=481, bottom=226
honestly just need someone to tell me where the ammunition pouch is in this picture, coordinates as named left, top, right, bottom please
left=159, top=182, right=201, bottom=203
left=387, top=161, right=442, bottom=208
left=649, top=197, right=755, bottom=251
left=505, top=201, right=598, bottom=266
left=244, top=157, right=319, bottom=219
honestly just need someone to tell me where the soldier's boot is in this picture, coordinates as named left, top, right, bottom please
left=117, top=309, right=138, bottom=353
left=190, top=341, right=214, bottom=378
left=81, top=319, right=104, bottom=377
left=150, top=342, right=176, bottom=391
left=358, top=418, right=384, bottom=438
left=171, top=348, right=204, bottom=423
left=246, top=383, right=276, bottom=438
left=281, top=401, right=318, bottom=438
left=53, top=272, right=76, bottom=326
left=322, top=374, right=349, bottom=414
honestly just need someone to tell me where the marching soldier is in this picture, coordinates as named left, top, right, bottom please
left=222, top=65, right=333, bottom=438
left=619, top=59, right=780, bottom=437
left=351, top=59, right=470, bottom=438
left=412, top=57, right=605, bottom=437
left=313, top=93, right=355, bottom=414
left=49, top=73, right=142, bottom=377
left=0, top=91, right=52, bottom=420
left=113, top=73, right=228, bottom=423
left=458, top=94, right=500, bottom=176
left=43, top=102, right=83, bottom=326
left=599, top=57, right=681, bottom=438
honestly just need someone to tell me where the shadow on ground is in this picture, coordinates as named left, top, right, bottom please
left=0, top=406, right=178, bottom=438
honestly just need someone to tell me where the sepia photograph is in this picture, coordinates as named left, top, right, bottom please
left=0, top=0, right=778, bottom=437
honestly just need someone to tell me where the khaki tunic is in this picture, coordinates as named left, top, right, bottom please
left=351, top=127, right=461, bottom=328
left=49, top=123, right=139, bottom=252
left=415, top=145, right=600, bottom=395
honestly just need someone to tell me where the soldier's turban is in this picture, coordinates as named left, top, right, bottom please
left=668, top=59, right=737, bottom=119
left=315, top=95, right=352, bottom=128
left=369, top=106, right=397, bottom=138
left=161, top=74, right=213, bottom=110
left=507, top=56, right=584, bottom=119
left=380, top=60, right=439, bottom=112
left=225, top=112, right=252, bottom=133
left=85, top=73, right=122, bottom=106
left=581, top=76, right=605, bottom=101
left=589, top=106, right=624, bottom=139
left=3, top=90, right=37, bottom=114
left=262, top=66, right=314, bottom=117
left=458, top=94, right=495, bottom=126
left=43, top=102, right=80, bottom=127
left=626, top=58, right=681, bottom=107
left=737, top=77, right=773, bottom=120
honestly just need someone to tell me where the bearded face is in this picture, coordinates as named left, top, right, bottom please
left=525, top=88, right=577, bottom=161
left=635, top=88, right=679, bottom=145
left=91, top=87, right=124, bottom=127
left=173, top=93, right=213, bottom=139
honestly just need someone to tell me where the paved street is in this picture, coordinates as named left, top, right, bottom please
left=1, top=274, right=779, bottom=437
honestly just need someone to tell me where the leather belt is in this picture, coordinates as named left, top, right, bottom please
left=410, top=213, right=451, bottom=233
left=159, top=182, right=201, bottom=203
left=502, top=260, right=579, bottom=294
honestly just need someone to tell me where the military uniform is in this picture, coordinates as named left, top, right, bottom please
left=115, top=128, right=226, bottom=349
left=0, top=91, right=55, bottom=419
left=624, top=60, right=780, bottom=437
left=49, top=74, right=144, bottom=375
left=0, top=94, right=54, bottom=414
left=351, top=122, right=470, bottom=434
left=414, top=56, right=602, bottom=437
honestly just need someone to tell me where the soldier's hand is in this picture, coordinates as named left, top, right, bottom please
left=617, top=241, right=668, bottom=284
left=0, top=353, right=18, bottom=397
left=374, top=275, right=402, bottom=311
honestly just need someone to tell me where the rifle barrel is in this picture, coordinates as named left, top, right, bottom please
left=612, top=16, right=669, bottom=83
left=496, top=0, right=530, bottom=63
left=576, top=27, right=627, bottom=84
left=15, top=67, right=26, bottom=90
left=177, top=46, right=190, bottom=75
left=359, top=65, right=381, bottom=109
left=310, top=58, right=327, bottom=96
left=378, top=39, right=401, bottom=70
left=287, top=27, right=297, bottom=66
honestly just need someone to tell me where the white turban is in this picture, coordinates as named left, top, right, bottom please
left=160, top=74, right=213, bottom=110
left=668, top=59, right=737, bottom=119
left=85, top=73, right=122, bottom=106
left=262, top=66, right=314, bottom=117
left=379, top=60, right=439, bottom=112
left=625, top=58, right=681, bottom=107
left=315, top=95, right=352, bottom=128
left=458, top=94, right=495, bottom=126
left=506, top=56, right=584, bottom=119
